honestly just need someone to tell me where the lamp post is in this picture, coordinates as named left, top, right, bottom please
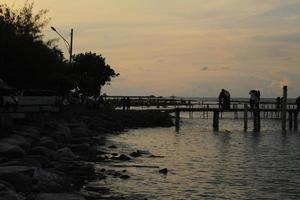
left=51, top=26, right=73, bottom=65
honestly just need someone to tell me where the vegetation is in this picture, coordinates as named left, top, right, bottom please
left=0, top=2, right=118, bottom=95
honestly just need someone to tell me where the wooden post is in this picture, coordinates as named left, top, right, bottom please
left=234, top=104, right=238, bottom=119
left=282, top=86, right=287, bottom=131
left=253, top=109, right=260, bottom=132
left=294, top=111, right=298, bottom=131
left=213, top=110, right=219, bottom=131
left=289, top=111, right=293, bottom=131
left=244, top=104, right=248, bottom=132
left=175, top=109, right=180, bottom=130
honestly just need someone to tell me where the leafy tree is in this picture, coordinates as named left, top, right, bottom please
left=0, top=2, right=69, bottom=93
left=71, top=52, right=119, bottom=96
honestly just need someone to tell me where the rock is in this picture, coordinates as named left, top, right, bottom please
left=2, top=135, right=32, bottom=151
left=38, top=137, right=58, bottom=150
left=68, top=143, right=90, bottom=153
left=0, top=180, right=20, bottom=200
left=30, top=146, right=57, bottom=160
left=51, top=124, right=72, bottom=143
left=27, top=155, right=53, bottom=168
left=129, top=151, right=142, bottom=157
left=32, top=168, right=65, bottom=193
left=20, top=127, right=40, bottom=141
left=116, top=154, right=131, bottom=161
left=85, top=183, right=110, bottom=195
left=0, top=143, right=26, bottom=158
left=0, top=166, right=34, bottom=192
left=159, top=168, right=168, bottom=175
left=120, top=174, right=130, bottom=179
left=56, top=147, right=75, bottom=161
left=108, top=145, right=117, bottom=149
left=35, top=193, right=86, bottom=200
left=71, top=126, right=89, bottom=138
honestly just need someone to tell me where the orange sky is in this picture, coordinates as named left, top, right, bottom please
left=5, top=0, right=300, bottom=97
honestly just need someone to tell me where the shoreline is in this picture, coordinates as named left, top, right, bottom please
left=0, top=106, right=174, bottom=200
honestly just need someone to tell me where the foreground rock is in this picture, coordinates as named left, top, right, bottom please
left=35, top=193, right=86, bottom=200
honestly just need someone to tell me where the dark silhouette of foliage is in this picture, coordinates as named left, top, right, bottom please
left=71, top=52, right=119, bottom=96
left=0, top=2, right=118, bottom=95
left=0, top=2, right=69, bottom=93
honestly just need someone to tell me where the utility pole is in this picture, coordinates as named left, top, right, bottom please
left=69, top=28, right=73, bottom=66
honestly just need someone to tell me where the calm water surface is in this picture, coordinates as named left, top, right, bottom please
left=96, top=113, right=300, bottom=200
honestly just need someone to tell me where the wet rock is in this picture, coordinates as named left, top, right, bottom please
left=116, top=154, right=131, bottom=161
left=129, top=151, right=142, bottom=157
left=68, top=143, right=90, bottom=153
left=71, top=126, right=89, bottom=138
left=2, top=135, right=32, bottom=151
left=159, top=168, right=168, bottom=175
left=38, top=137, right=58, bottom=150
left=30, top=146, right=57, bottom=160
left=19, top=127, right=40, bottom=141
left=56, top=147, right=75, bottom=161
left=32, top=168, right=65, bottom=193
left=100, top=168, right=106, bottom=172
left=0, top=181, right=20, bottom=200
left=120, top=174, right=130, bottom=179
left=34, top=193, right=86, bottom=200
left=85, top=183, right=110, bottom=195
left=0, top=166, right=34, bottom=192
left=108, top=145, right=117, bottom=149
left=0, top=143, right=26, bottom=158
left=51, top=124, right=72, bottom=143
left=27, top=155, right=53, bottom=168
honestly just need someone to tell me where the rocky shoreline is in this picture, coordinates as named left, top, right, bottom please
left=0, top=107, right=174, bottom=200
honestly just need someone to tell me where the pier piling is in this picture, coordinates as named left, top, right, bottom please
left=213, top=111, right=219, bottom=131
left=282, top=86, right=287, bottom=132
left=244, top=104, right=248, bottom=131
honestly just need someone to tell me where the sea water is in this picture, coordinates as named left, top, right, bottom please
left=96, top=112, right=300, bottom=200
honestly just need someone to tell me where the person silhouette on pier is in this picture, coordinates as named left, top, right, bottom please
left=249, top=90, right=260, bottom=109
left=276, top=97, right=281, bottom=109
left=219, top=89, right=230, bottom=110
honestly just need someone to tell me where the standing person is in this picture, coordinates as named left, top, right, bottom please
left=276, top=97, right=281, bottom=109
left=218, top=89, right=225, bottom=109
left=224, top=89, right=231, bottom=109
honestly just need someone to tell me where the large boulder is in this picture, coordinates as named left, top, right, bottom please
left=30, top=146, right=57, bottom=160
left=38, top=137, right=58, bottom=150
left=0, top=166, right=35, bottom=192
left=0, top=181, right=20, bottom=200
left=32, top=168, right=65, bottom=193
left=35, top=193, right=86, bottom=200
left=0, top=143, right=26, bottom=158
left=70, top=125, right=90, bottom=138
left=68, top=143, right=90, bottom=153
left=1, top=135, right=32, bottom=151
left=19, top=127, right=40, bottom=141
left=56, top=147, right=75, bottom=161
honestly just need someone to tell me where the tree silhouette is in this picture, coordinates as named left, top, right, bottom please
left=0, top=3, right=118, bottom=95
left=0, top=2, right=69, bottom=93
left=71, top=52, right=119, bottom=96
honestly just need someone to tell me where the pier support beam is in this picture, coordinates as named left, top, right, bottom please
left=253, top=109, right=260, bottom=132
left=282, top=86, right=287, bottom=132
left=213, top=111, right=219, bottom=131
left=244, top=104, right=248, bottom=132
left=175, top=109, right=180, bottom=131
left=294, top=111, right=298, bottom=131
left=289, top=111, right=293, bottom=131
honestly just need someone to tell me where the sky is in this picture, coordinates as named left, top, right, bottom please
left=4, top=0, right=300, bottom=97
